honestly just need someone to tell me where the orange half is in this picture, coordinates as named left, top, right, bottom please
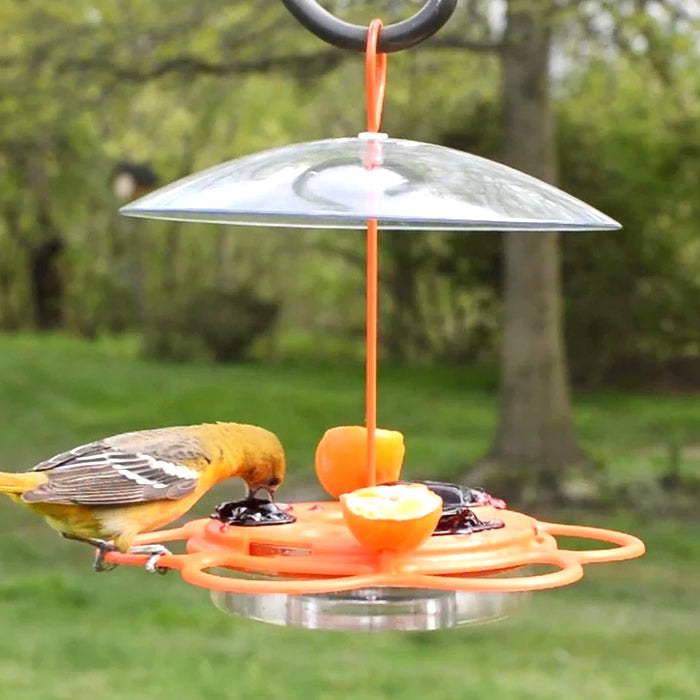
left=341, top=483, right=443, bottom=553
left=315, top=425, right=405, bottom=498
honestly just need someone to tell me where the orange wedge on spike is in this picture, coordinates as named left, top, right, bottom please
left=315, top=425, right=405, bottom=498
left=341, top=483, right=443, bottom=553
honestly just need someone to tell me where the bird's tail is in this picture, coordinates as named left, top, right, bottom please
left=0, top=471, right=45, bottom=495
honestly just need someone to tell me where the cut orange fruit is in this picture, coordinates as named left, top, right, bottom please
left=315, top=425, right=405, bottom=498
left=341, top=483, right=442, bottom=553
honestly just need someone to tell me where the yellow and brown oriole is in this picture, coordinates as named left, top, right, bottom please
left=0, top=421, right=285, bottom=570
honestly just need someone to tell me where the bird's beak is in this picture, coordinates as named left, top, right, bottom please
left=246, top=485, right=277, bottom=501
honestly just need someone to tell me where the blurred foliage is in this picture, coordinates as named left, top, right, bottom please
left=0, top=0, right=698, bottom=386
left=440, top=49, right=700, bottom=387
left=151, top=286, right=280, bottom=363
left=559, top=55, right=700, bottom=388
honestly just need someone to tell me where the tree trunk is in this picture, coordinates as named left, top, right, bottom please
left=383, top=235, right=436, bottom=364
left=4, top=197, right=66, bottom=331
left=478, top=0, right=587, bottom=501
left=29, top=236, right=65, bottom=330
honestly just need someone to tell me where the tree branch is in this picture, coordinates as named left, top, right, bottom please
left=7, top=49, right=345, bottom=82
left=425, top=37, right=502, bottom=52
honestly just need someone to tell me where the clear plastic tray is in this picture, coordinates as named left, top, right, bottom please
left=211, top=586, right=526, bottom=631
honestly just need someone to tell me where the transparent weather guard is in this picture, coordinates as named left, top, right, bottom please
left=120, top=135, right=621, bottom=231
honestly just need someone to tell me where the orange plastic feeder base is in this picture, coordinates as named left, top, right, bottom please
left=106, top=502, right=644, bottom=631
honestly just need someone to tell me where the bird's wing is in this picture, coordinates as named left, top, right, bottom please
left=24, top=429, right=212, bottom=506
left=32, top=441, right=110, bottom=472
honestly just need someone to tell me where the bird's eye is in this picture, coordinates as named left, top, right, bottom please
left=267, top=476, right=281, bottom=487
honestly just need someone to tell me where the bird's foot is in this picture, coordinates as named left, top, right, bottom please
left=127, top=544, right=172, bottom=575
left=60, top=533, right=119, bottom=572
left=93, top=542, right=120, bottom=572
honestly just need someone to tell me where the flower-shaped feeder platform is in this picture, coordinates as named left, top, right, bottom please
left=107, top=496, right=644, bottom=631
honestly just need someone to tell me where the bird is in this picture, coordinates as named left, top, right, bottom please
left=0, top=421, right=285, bottom=572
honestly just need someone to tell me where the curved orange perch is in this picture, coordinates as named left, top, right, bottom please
left=538, top=521, right=646, bottom=564
left=105, top=504, right=644, bottom=596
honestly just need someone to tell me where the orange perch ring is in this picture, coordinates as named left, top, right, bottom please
left=106, top=503, right=644, bottom=595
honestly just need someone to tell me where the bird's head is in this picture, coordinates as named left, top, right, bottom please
left=217, top=423, right=286, bottom=500
left=243, top=450, right=286, bottom=501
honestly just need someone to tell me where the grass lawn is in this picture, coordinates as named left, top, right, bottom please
left=0, top=334, right=698, bottom=699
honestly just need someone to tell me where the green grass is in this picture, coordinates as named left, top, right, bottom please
left=2, top=333, right=700, bottom=488
left=0, top=334, right=698, bottom=699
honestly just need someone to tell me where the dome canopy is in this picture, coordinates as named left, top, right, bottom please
left=120, top=135, right=620, bottom=232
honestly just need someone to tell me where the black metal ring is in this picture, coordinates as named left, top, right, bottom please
left=281, top=0, right=458, bottom=53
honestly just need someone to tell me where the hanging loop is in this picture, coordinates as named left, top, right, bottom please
left=365, top=20, right=387, bottom=133
left=281, top=0, right=458, bottom=53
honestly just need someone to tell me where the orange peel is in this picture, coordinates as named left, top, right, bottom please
left=341, top=483, right=442, bottom=552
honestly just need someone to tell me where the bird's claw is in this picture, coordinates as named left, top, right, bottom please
left=59, top=533, right=120, bottom=573
left=127, top=544, right=172, bottom=575
left=93, top=543, right=120, bottom=573
left=146, top=555, right=169, bottom=575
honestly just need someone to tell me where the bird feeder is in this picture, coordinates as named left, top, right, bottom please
left=114, top=0, right=644, bottom=631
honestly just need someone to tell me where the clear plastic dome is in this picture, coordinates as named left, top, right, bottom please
left=120, top=135, right=620, bottom=231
